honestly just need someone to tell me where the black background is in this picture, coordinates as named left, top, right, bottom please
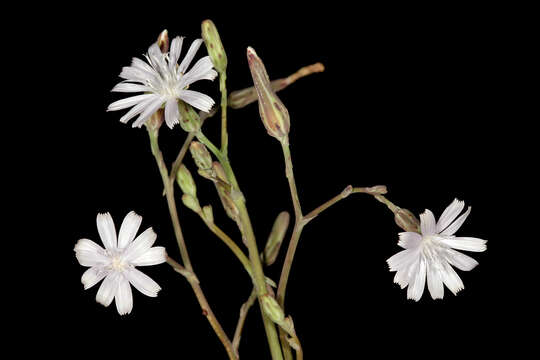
left=23, top=2, right=530, bottom=359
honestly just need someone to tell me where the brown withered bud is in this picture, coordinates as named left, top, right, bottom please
left=157, top=29, right=169, bottom=53
left=263, top=212, right=290, bottom=266
left=247, top=47, right=290, bottom=143
left=189, top=141, right=213, bottom=171
left=394, top=208, right=421, bottom=233
left=212, top=162, right=239, bottom=221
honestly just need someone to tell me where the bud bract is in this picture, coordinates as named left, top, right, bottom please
left=261, top=295, right=285, bottom=325
left=264, top=212, right=290, bottom=266
left=202, top=205, right=214, bottom=223
left=394, top=208, right=421, bottom=232
left=201, top=20, right=227, bottom=73
left=182, top=194, right=201, bottom=213
left=178, top=101, right=201, bottom=133
left=176, top=164, right=197, bottom=197
left=190, top=141, right=213, bottom=170
left=157, top=29, right=169, bottom=53
left=247, top=47, right=290, bottom=142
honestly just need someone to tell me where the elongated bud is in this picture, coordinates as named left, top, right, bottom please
left=201, top=20, right=227, bottom=73
left=182, top=194, right=201, bottom=213
left=157, top=29, right=169, bottom=53
left=247, top=47, right=290, bottom=143
left=190, top=141, right=213, bottom=170
left=202, top=205, right=214, bottom=223
left=261, top=295, right=285, bottom=325
left=178, top=101, right=201, bottom=133
left=229, top=62, right=324, bottom=109
left=264, top=212, right=290, bottom=266
left=213, top=162, right=239, bottom=220
left=394, top=208, right=421, bottom=232
left=176, top=164, right=197, bottom=197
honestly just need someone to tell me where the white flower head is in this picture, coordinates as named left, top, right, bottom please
left=387, top=199, right=487, bottom=301
left=108, top=36, right=217, bottom=129
left=74, top=211, right=167, bottom=315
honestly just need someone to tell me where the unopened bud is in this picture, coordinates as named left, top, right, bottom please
left=202, top=205, right=214, bottom=223
left=201, top=20, right=227, bottom=73
left=264, top=212, right=290, bottom=266
left=176, top=164, right=197, bottom=197
left=182, top=194, right=201, bottom=213
left=178, top=101, right=201, bottom=133
left=213, top=162, right=239, bottom=220
left=247, top=47, right=290, bottom=142
left=190, top=141, right=213, bottom=170
left=394, top=208, right=421, bottom=232
left=157, top=29, right=169, bottom=53
left=261, top=295, right=285, bottom=325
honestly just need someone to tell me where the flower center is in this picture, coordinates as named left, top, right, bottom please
left=111, top=255, right=127, bottom=271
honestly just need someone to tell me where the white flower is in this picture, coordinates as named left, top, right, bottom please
left=387, top=199, right=487, bottom=301
left=107, top=36, right=217, bottom=129
left=74, top=211, right=167, bottom=315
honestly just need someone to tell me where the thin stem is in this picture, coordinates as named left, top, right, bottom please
left=147, top=128, right=237, bottom=360
left=220, top=72, right=228, bottom=156
left=374, top=194, right=400, bottom=213
left=232, top=288, right=257, bottom=355
left=169, top=131, right=196, bottom=186
left=194, top=129, right=284, bottom=360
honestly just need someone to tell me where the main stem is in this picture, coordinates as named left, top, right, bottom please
left=147, top=128, right=237, bottom=360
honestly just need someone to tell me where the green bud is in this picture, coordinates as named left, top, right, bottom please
left=181, top=194, right=201, bottom=213
left=202, top=205, right=214, bottom=223
left=178, top=101, right=201, bottom=133
left=201, top=20, right=227, bottom=73
left=247, top=47, right=290, bottom=143
left=394, top=208, right=421, bottom=232
left=176, top=164, right=197, bottom=197
left=157, top=29, right=169, bottom=53
left=261, top=295, right=285, bottom=325
left=264, top=212, right=290, bottom=266
left=190, top=141, right=213, bottom=170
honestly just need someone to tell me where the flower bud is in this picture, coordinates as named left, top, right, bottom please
left=394, top=208, right=421, bottom=233
left=190, top=141, right=213, bottom=170
left=202, top=205, right=214, bottom=223
left=157, top=29, right=169, bottom=53
left=261, top=295, right=285, bottom=325
left=264, top=212, right=290, bottom=266
left=178, top=101, right=201, bottom=133
left=213, top=162, right=239, bottom=221
left=182, top=194, right=201, bottom=213
left=176, top=164, right=197, bottom=197
left=247, top=47, right=290, bottom=142
left=201, top=20, right=227, bottom=73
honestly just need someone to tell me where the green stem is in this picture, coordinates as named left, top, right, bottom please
left=195, top=129, right=283, bottom=360
left=147, top=128, right=237, bottom=360
left=220, top=72, right=228, bottom=157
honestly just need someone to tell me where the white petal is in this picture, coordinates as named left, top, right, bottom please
left=131, top=247, right=167, bottom=266
left=111, top=82, right=153, bottom=93
left=178, top=89, right=215, bottom=112
left=120, top=66, right=151, bottom=83
left=440, top=236, right=487, bottom=252
left=440, top=206, right=471, bottom=236
left=74, top=239, right=109, bottom=267
left=440, top=261, right=464, bottom=295
left=426, top=258, right=444, bottom=299
left=147, top=43, right=169, bottom=77
left=178, top=39, right=203, bottom=74
left=164, top=98, right=180, bottom=129
left=125, top=268, right=161, bottom=297
left=132, top=96, right=165, bottom=128
left=181, top=56, right=217, bottom=87
left=436, top=198, right=465, bottom=233
left=444, top=248, right=479, bottom=271
left=394, top=263, right=413, bottom=289
left=81, top=267, right=108, bottom=290
left=397, top=232, right=422, bottom=249
left=169, top=36, right=184, bottom=71
left=96, top=213, right=117, bottom=250
left=118, top=211, right=142, bottom=249
left=420, top=209, right=437, bottom=235
left=115, top=275, right=133, bottom=315
left=124, top=227, right=157, bottom=262
left=107, top=93, right=155, bottom=112
left=119, top=94, right=160, bottom=124
left=96, top=272, right=119, bottom=307
left=407, top=257, right=426, bottom=301
left=387, top=248, right=419, bottom=271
